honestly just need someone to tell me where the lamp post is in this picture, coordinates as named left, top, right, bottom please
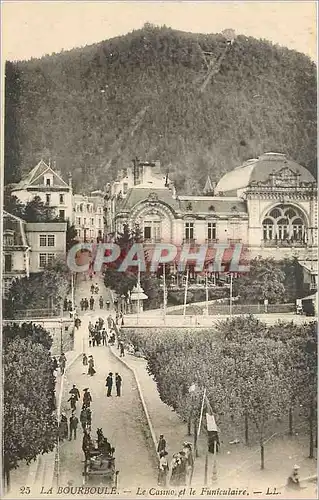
left=229, top=273, right=233, bottom=316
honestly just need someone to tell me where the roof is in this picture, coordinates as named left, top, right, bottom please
left=3, top=211, right=29, bottom=247
left=13, top=160, right=69, bottom=190
left=117, top=187, right=247, bottom=214
left=215, top=153, right=316, bottom=194
left=26, top=222, right=67, bottom=232
left=118, top=187, right=180, bottom=213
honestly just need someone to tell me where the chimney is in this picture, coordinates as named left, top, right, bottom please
left=68, top=172, right=72, bottom=188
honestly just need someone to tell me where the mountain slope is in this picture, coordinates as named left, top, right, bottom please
left=5, top=24, right=317, bottom=192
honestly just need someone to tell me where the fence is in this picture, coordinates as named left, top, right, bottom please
left=12, top=309, right=61, bottom=319
left=167, top=303, right=295, bottom=316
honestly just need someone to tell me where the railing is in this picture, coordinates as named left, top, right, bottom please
left=183, top=238, right=196, bottom=244
left=205, top=239, right=219, bottom=245
left=12, top=309, right=61, bottom=319
left=262, top=239, right=307, bottom=248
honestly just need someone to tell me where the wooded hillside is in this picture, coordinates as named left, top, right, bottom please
left=5, top=24, right=317, bottom=193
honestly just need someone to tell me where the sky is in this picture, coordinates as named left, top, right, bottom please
left=1, top=1, right=317, bottom=62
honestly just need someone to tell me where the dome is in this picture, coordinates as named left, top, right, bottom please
left=215, top=153, right=316, bottom=194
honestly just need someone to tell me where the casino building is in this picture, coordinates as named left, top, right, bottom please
left=105, top=153, right=318, bottom=289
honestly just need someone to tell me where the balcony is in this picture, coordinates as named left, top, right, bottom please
left=144, top=238, right=163, bottom=244
left=262, top=239, right=307, bottom=248
left=227, top=238, right=242, bottom=244
left=183, top=238, right=196, bottom=245
left=205, top=238, right=219, bottom=245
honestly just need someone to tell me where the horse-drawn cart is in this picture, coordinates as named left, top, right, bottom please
left=83, top=433, right=119, bottom=488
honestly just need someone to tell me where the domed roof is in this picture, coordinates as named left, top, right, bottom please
left=215, top=153, right=315, bottom=194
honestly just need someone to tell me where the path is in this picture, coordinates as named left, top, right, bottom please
left=57, top=274, right=158, bottom=493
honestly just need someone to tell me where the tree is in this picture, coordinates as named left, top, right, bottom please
left=4, top=190, right=25, bottom=219
left=4, top=258, right=70, bottom=318
left=24, top=196, right=56, bottom=222
left=4, top=61, right=21, bottom=185
left=66, top=221, right=78, bottom=252
left=3, top=326, right=57, bottom=490
left=234, top=257, right=286, bottom=304
left=3, top=322, right=53, bottom=351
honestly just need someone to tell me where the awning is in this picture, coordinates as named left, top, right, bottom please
left=301, top=292, right=318, bottom=302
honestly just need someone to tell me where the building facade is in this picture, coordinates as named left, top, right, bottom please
left=107, top=153, right=318, bottom=289
left=26, top=222, right=67, bottom=273
left=3, top=211, right=31, bottom=295
left=3, top=212, right=67, bottom=293
left=11, top=160, right=73, bottom=221
left=73, top=191, right=105, bottom=242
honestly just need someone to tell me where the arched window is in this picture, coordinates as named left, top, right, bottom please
left=263, top=218, right=274, bottom=240
left=262, top=205, right=306, bottom=244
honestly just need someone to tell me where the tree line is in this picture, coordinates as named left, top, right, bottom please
left=123, top=316, right=317, bottom=469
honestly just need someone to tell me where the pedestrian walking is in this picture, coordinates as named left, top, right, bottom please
left=59, top=352, right=66, bottom=374
left=95, top=285, right=99, bottom=294
left=88, top=356, right=96, bottom=376
left=82, top=430, right=91, bottom=461
left=89, top=296, right=94, bottom=311
left=102, top=329, right=107, bottom=346
left=157, top=434, right=167, bottom=455
left=80, top=407, right=88, bottom=432
left=119, top=341, right=125, bottom=357
left=59, top=414, right=69, bottom=441
left=99, top=296, right=104, bottom=309
left=83, top=388, right=92, bottom=407
left=158, top=451, right=169, bottom=486
left=115, top=373, right=122, bottom=397
left=67, top=394, right=77, bottom=411
left=90, top=284, right=95, bottom=294
left=105, top=372, right=113, bottom=397
left=106, top=300, right=110, bottom=311
left=80, top=298, right=84, bottom=311
left=82, top=355, right=88, bottom=371
left=114, top=298, right=118, bottom=311
left=69, top=411, right=79, bottom=441
left=63, top=298, right=68, bottom=311
left=68, top=300, right=72, bottom=312
left=84, top=298, right=89, bottom=311
left=69, top=384, right=80, bottom=401
left=52, top=356, right=58, bottom=372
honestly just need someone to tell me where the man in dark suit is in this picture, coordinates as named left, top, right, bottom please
left=115, top=373, right=122, bottom=397
left=105, top=372, right=113, bottom=397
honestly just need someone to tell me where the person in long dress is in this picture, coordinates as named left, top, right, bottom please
left=88, top=355, right=96, bottom=376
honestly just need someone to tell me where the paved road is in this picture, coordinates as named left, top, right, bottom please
left=58, top=275, right=157, bottom=492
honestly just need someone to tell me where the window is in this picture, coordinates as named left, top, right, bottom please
left=48, top=235, right=55, bottom=247
left=98, top=219, right=102, bottom=228
left=40, top=235, right=47, bottom=246
left=45, top=178, right=51, bottom=186
left=46, top=194, right=51, bottom=204
left=123, top=183, right=128, bottom=195
left=185, top=222, right=194, bottom=240
left=39, top=253, right=55, bottom=269
left=91, top=218, right=94, bottom=226
left=59, top=194, right=64, bottom=204
left=263, top=219, right=273, bottom=240
left=80, top=204, right=83, bottom=212
left=207, top=222, right=216, bottom=240
left=262, top=205, right=306, bottom=243
left=5, top=254, right=12, bottom=272
left=144, top=224, right=151, bottom=240
left=83, top=218, right=87, bottom=226
left=87, top=204, right=91, bottom=212
left=59, top=210, right=65, bottom=220
left=39, top=235, right=55, bottom=247
left=76, top=217, right=81, bottom=226
left=4, top=232, right=14, bottom=246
